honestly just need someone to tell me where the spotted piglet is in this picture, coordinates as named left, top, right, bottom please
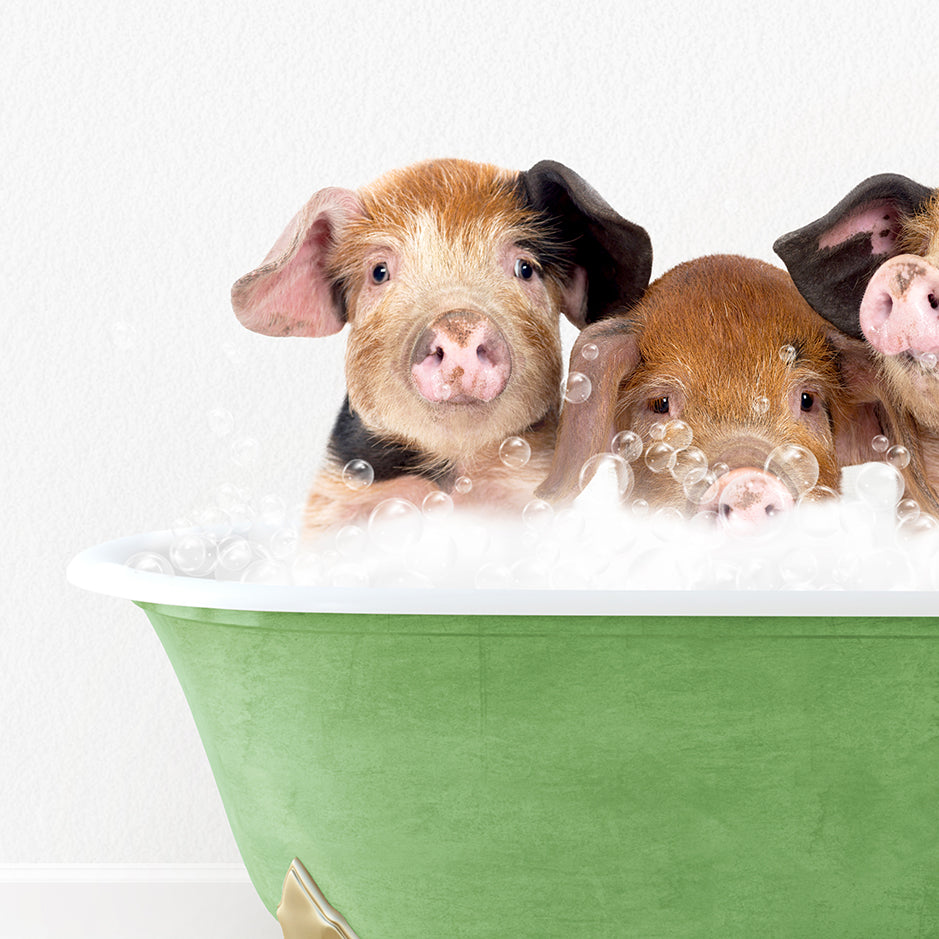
left=537, top=255, right=885, bottom=534
left=232, top=159, right=652, bottom=533
left=774, top=174, right=939, bottom=511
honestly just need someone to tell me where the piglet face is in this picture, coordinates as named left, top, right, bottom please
left=776, top=177, right=939, bottom=431
left=539, top=256, right=859, bottom=533
left=617, top=259, right=843, bottom=522
left=330, top=168, right=573, bottom=463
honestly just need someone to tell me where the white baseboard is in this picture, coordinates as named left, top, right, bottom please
left=0, top=865, right=282, bottom=939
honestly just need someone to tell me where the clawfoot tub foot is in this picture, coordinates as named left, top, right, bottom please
left=277, top=858, right=361, bottom=939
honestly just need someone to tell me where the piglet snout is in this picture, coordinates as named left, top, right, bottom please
left=411, top=310, right=511, bottom=404
left=704, top=467, right=795, bottom=535
left=859, top=254, right=939, bottom=358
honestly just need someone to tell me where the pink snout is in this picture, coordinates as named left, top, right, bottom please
left=703, top=467, right=795, bottom=534
left=410, top=311, right=511, bottom=404
left=859, top=254, right=939, bottom=357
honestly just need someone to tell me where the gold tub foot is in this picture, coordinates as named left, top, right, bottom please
left=277, top=858, right=361, bottom=939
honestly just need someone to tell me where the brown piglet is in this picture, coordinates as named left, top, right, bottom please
left=538, top=255, right=888, bottom=533
left=774, top=174, right=939, bottom=512
left=232, top=159, right=652, bottom=533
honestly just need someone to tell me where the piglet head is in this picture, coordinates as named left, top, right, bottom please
left=775, top=176, right=939, bottom=431
left=540, top=256, right=868, bottom=535
left=232, top=159, right=652, bottom=468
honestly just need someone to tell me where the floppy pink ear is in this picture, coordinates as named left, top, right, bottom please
left=231, top=187, right=365, bottom=337
left=537, top=318, right=640, bottom=504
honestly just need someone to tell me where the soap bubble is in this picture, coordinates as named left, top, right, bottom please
left=126, top=551, right=173, bottom=575
left=258, top=493, right=287, bottom=527
left=752, top=396, right=770, bottom=415
left=335, top=524, right=367, bottom=558
left=230, top=435, right=260, bottom=467
left=499, top=436, right=531, bottom=469
left=342, top=459, right=374, bottom=491
left=227, top=501, right=256, bottom=534
left=170, top=532, right=215, bottom=575
left=764, top=444, right=819, bottom=495
left=649, top=422, right=667, bottom=441
left=562, top=371, right=592, bottom=404
left=454, top=475, right=473, bottom=494
left=683, top=469, right=719, bottom=505
left=871, top=434, right=890, bottom=453
left=630, top=498, right=650, bottom=517
left=779, top=344, right=797, bottom=364
left=192, top=505, right=232, bottom=539
left=662, top=420, right=693, bottom=449
left=580, top=342, right=599, bottom=361
left=214, top=483, right=251, bottom=515
left=216, top=536, right=253, bottom=572
left=422, top=491, right=454, bottom=518
left=670, top=447, right=708, bottom=484
left=854, top=462, right=904, bottom=509
left=522, top=498, right=554, bottom=531
left=897, top=498, right=920, bottom=522
left=886, top=445, right=911, bottom=470
left=207, top=408, right=234, bottom=437
left=644, top=441, right=676, bottom=474
left=368, top=498, right=423, bottom=552
left=578, top=452, right=634, bottom=498
left=241, top=559, right=289, bottom=584
left=269, top=527, right=298, bottom=560
left=917, top=352, right=938, bottom=370
left=712, top=461, right=730, bottom=479
left=897, top=513, right=939, bottom=541
left=611, top=430, right=642, bottom=462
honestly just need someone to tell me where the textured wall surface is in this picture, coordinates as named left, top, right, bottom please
left=2, top=0, right=937, bottom=869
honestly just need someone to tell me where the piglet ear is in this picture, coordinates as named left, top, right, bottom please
left=827, top=329, right=939, bottom=515
left=536, top=318, right=640, bottom=504
left=774, top=174, right=933, bottom=340
left=231, top=187, right=365, bottom=337
left=520, top=161, right=653, bottom=327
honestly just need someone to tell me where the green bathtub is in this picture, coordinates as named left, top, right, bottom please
left=69, top=533, right=939, bottom=937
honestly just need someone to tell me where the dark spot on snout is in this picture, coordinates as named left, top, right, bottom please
left=893, top=261, right=928, bottom=297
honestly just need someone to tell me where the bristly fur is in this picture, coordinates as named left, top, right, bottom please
left=898, top=190, right=939, bottom=259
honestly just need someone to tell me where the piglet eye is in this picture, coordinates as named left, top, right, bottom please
left=514, top=258, right=535, bottom=280
left=800, top=391, right=815, bottom=412
left=650, top=396, right=670, bottom=415
left=371, top=262, right=390, bottom=284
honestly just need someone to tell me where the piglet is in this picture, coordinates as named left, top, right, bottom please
left=537, top=255, right=885, bottom=533
left=774, top=175, right=939, bottom=510
left=232, top=159, right=652, bottom=533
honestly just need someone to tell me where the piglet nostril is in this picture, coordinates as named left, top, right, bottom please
left=930, top=294, right=939, bottom=311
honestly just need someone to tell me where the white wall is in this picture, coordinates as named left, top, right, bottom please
left=3, top=0, right=937, bottom=921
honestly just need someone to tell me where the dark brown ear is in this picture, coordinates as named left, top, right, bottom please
left=519, top=161, right=652, bottom=326
left=828, top=329, right=939, bottom=514
left=231, top=187, right=365, bottom=337
left=536, top=318, right=640, bottom=503
left=774, top=174, right=933, bottom=339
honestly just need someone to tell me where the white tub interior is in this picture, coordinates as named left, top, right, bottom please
left=68, top=527, right=939, bottom=618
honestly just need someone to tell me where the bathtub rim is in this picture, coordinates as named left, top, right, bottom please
left=67, top=530, right=939, bottom=617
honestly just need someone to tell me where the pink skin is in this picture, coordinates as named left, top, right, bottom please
left=859, top=255, right=939, bottom=357
left=701, top=467, right=795, bottom=533
left=410, top=311, right=511, bottom=404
